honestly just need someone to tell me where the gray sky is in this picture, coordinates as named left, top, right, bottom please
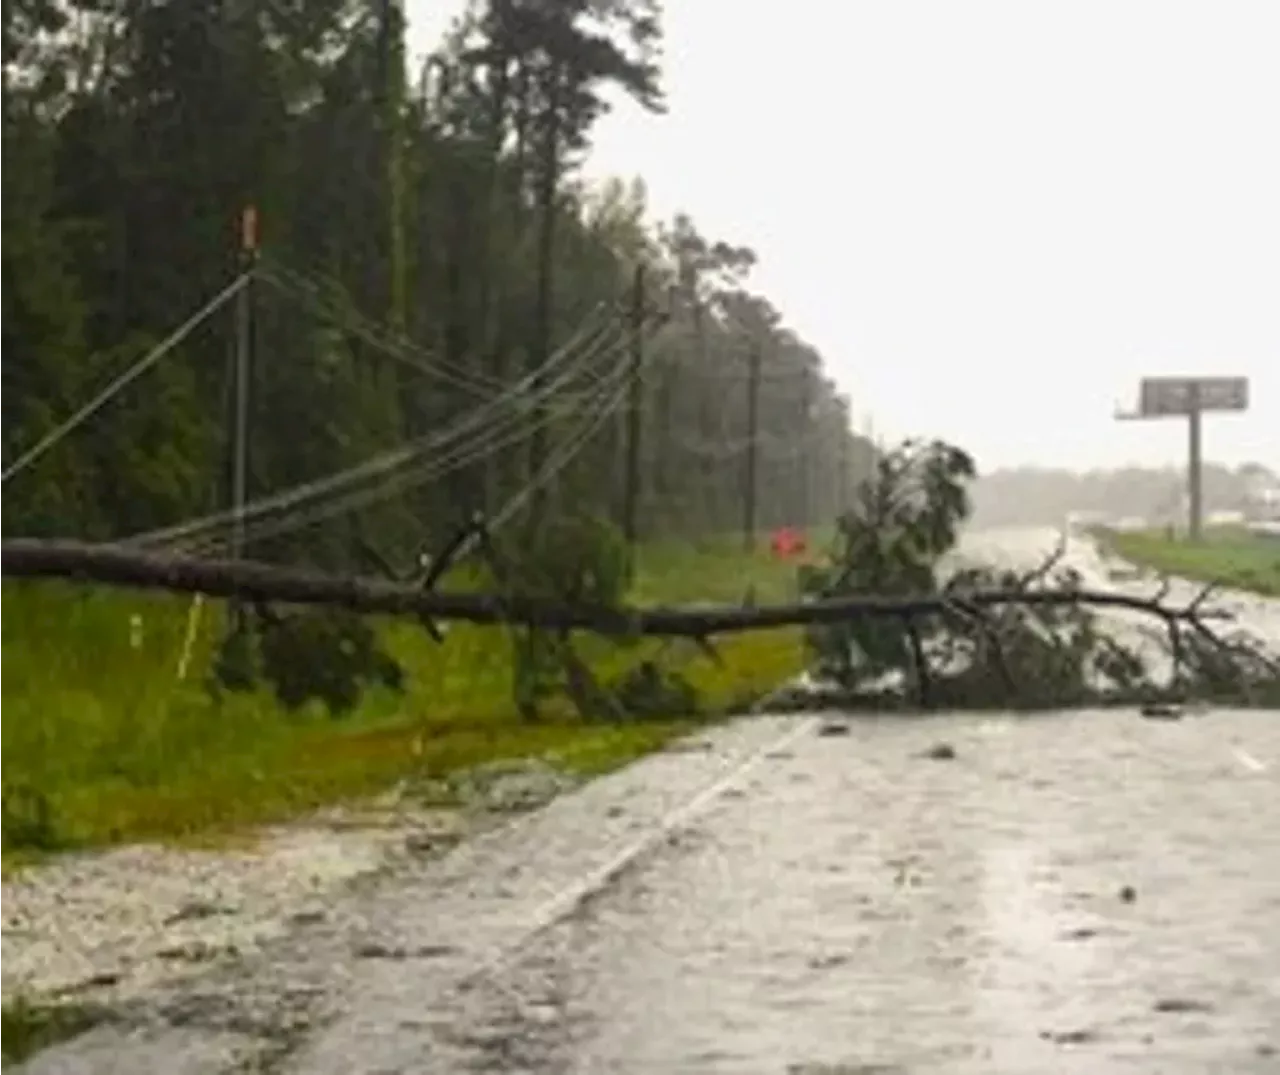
left=406, top=0, right=1278, bottom=473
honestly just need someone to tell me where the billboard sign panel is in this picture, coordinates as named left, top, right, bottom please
left=1138, top=376, right=1249, bottom=417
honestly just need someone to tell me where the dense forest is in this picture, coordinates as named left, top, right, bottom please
left=2, top=0, right=873, bottom=571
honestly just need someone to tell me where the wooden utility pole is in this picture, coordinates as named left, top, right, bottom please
left=230, top=206, right=259, bottom=565
left=378, top=0, right=408, bottom=335
left=838, top=426, right=851, bottom=515
left=742, top=335, right=763, bottom=551
left=0, top=0, right=8, bottom=180
left=693, top=301, right=718, bottom=533
left=228, top=205, right=259, bottom=629
left=621, top=264, right=645, bottom=558
left=798, top=366, right=815, bottom=529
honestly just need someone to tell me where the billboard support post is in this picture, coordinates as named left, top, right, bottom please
left=1186, top=383, right=1203, bottom=542
left=1116, top=375, right=1248, bottom=542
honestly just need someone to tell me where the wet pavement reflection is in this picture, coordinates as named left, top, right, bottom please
left=423, top=709, right=1279, bottom=1074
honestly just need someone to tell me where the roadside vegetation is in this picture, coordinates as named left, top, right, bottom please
left=1097, top=527, right=1280, bottom=597
left=2, top=537, right=806, bottom=860
left=2, top=0, right=861, bottom=866
left=1, top=998, right=105, bottom=1069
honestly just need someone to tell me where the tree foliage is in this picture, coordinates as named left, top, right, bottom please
left=494, top=513, right=632, bottom=720
left=801, top=439, right=1280, bottom=710
left=801, top=440, right=978, bottom=687
left=2, top=0, right=871, bottom=564
left=2, top=0, right=881, bottom=722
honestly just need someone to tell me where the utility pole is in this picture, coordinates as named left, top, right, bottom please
left=0, top=0, right=8, bottom=180
left=377, top=0, right=408, bottom=335
left=621, top=263, right=645, bottom=561
left=742, top=335, right=762, bottom=552
left=693, top=301, right=717, bottom=534
left=229, top=205, right=258, bottom=628
left=798, top=366, right=815, bottom=530
left=838, top=424, right=851, bottom=516
left=832, top=396, right=852, bottom=515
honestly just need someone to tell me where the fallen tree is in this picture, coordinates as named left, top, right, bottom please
left=0, top=535, right=1257, bottom=638
left=5, top=438, right=1278, bottom=716
left=795, top=439, right=1279, bottom=710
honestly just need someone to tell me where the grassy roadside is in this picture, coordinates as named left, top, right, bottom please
left=1096, top=526, right=1280, bottom=597
left=1, top=998, right=105, bottom=1069
left=2, top=537, right=810, bottom=861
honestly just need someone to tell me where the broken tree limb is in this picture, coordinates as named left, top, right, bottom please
left=1, top=538, right=1260, bottom=643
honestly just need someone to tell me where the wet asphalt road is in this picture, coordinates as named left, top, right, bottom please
left=17, top=529, right=1280, bottom=1074
left=415, top=709, right=1280, bottom=1075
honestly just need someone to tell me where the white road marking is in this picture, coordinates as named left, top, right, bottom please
left=1231, top=747, right=1267, bottom=773
left=458, top=714, right=822, bottom=989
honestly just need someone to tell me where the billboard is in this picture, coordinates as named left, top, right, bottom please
left=1137, top=376, right=1249, bottom=418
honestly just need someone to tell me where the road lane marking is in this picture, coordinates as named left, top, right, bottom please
left=457, top=714, right=822, bottom=990
left=1231, top=747, right=1267, bottom=773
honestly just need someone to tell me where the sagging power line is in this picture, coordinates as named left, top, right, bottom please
left=5, top=229, right=873, bottom=566
left=131, top=290, right=658, bottom=557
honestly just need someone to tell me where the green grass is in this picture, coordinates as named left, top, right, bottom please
left=1098, top=526, right=1280, bottom=596
left=2, top=540, right=808, bottom=859
left=628, top=534, right=808, bottom=604
left=1, top=999, right=103, bottom=1067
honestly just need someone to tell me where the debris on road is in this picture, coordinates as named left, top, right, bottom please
left=1058, top=926, right=1100, bottom=941
left=663, top=737, right=714, bottom=753
left=439, top=758, right=579, bottom=813
left=1040, top=1027, right=1101, bottom=1045
left=1153, top=997, right=1215, bottom=1015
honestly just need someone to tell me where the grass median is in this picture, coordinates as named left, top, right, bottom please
left=2, top=537, right=808, bottom=860
left=1097, top=526, right=1280, bottom=596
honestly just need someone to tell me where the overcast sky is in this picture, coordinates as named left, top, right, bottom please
left=405, top=0, right=1279, bottom=473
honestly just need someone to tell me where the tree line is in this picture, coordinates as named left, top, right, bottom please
left=3, top=0, right=873, bottom=571
left=969, top=462, right=1279, bottom=529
